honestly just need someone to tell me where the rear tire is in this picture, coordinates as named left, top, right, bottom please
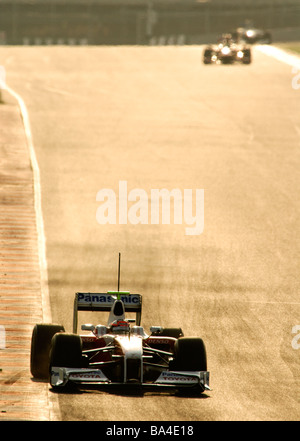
left=30, top=323, right=65, bottom=379
left=264, top=33, right=272, bottom=44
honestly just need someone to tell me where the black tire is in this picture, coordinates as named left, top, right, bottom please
left=264, top=33, right=272, bottom=44
left=203, top=49, right=212, bottom=64
left=49, top=333, right=84, bottom=369
left=242, top=49, right=251, bottom=64
left=151, top=327, right=184, bottom=339
left=172, top=337, right=207, bottom=371
left=30, top=323, right=65, bottom=379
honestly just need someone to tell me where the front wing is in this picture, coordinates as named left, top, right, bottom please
left=50, top=367, right=210, bottom=392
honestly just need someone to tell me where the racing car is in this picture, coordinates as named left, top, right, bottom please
left=203, top=33, right=251, bottom=65
left=233, top=25, right=272, bottom=45
left=30, top=291, right=210, bottom=394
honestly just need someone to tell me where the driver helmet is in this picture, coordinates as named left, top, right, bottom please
left=110, top=320, right=130, bottom=334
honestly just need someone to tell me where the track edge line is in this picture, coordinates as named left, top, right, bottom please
left=5, top=85, right=61, bottom=422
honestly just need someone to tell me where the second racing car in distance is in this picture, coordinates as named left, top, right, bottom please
left=203, top=33, right=251, bottom=65
left=30, top=289, right=210, bottom=395
left=233, top=24, right=272, bottom=45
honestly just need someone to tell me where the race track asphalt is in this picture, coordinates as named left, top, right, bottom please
left=0, top=45, right=299, bottom=421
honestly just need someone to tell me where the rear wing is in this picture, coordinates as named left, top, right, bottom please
left=73, top=291, right=142, bottom=333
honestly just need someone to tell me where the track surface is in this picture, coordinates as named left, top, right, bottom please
left=1, top=45, right=300, bottom=420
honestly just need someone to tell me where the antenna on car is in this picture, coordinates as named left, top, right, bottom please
left=117, top=252, right=121, bottom=293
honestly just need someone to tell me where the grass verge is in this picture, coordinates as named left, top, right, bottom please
left=276, top=42, right=300, bottom=55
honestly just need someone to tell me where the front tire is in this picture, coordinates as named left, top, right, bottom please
left=203, top=49, right=212, bottom=64
left=172, top=337, right=207, bottom=371
left=171, top=337, right=208, bottom=395
left=49, top=333, right=84, bottom=369
left=242, top=49, right=251, bottom=64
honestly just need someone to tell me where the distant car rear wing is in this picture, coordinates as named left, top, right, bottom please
left=73, top=291, right=142, bottom=333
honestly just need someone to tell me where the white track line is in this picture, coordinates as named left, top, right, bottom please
left=6, top=86, right=52, bottom=324
left=5, top=86, right=61, bottom=421
left=256, top=44, right=300, bottom=69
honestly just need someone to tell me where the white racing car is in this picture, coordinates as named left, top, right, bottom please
left=31, top=291, right=209, bottom=394
left=31, top=254, right=209, bottom=395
